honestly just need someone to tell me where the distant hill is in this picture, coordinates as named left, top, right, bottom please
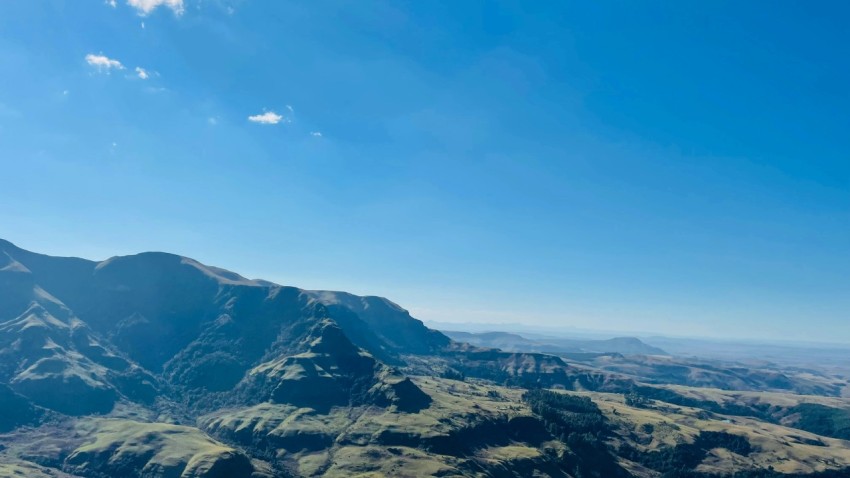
left=443, top=329, right=668, bottom=356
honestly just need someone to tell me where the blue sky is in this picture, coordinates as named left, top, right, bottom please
left=1, top=1, right=848, bottom=342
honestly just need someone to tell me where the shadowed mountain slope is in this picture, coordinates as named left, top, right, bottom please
left=0, top=239, right=444, bottom=418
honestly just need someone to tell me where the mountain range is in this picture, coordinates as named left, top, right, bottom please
left=1, top=239, right=849, bottom=478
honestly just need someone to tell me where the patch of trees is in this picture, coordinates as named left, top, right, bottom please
left=625, top=386, right=773, bottom=421
left=787, top=403, right=850, bottom=440
left=440, top=368, right=465, bottom=381
left=697, top=431, right=753, bottom=456
left=624, top=390, right=651, bottom=408
left=624, top=387, right=850, bottom=443
left=621, top=431, right=753, bottom=476
left=523, top=389, right=631, bottom=478
left=524, top=389, right=602, bottom=415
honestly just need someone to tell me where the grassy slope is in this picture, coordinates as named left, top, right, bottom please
left=576, top=390, right=850, bottom=475
left=201, top=376, right=563, bottom=477
left=0, top=418, right=256, bottom=478
left=3, top=378, right=850, bottom=477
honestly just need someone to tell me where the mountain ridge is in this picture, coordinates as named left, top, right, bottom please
left=443, top=330, right=668, bottom=356
left=4, top=239, right=849, bottom=477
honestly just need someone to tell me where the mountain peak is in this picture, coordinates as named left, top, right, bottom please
left=0, top=238, right=22, bottom=256
left=94, top=251, right=261, bottom=287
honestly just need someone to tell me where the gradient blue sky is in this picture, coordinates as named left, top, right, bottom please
left=1, top=1, right=848, bottom=342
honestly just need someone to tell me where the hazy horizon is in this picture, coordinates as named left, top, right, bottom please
left=2, top=1, right=848, bottom=343
left=2, top=236, right=848, bottom=347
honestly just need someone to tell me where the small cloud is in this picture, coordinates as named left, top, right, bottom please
left=248, top=111, right=284, bottom=125
left=141, top=21, right=146, bottom=29
left=207, top=116, right=218, bottom=125
left=106, top=0, right=117, bottom=7
left=286, top=105, right=294, bottom=113
left=62, top=90, right=70, bottom=96
left=135, top=67, right=150, bottom=79
left=85, top=53, right=125, bottom=72
left=127, top=0, right=184, bottom=16
left=310, top=131, right=322, bottom=137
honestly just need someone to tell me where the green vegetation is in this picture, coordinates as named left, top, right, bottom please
left=622, top=430, right=753, bottom=475
left=624, top=389, right=652, bottom=408
left=787, top=403, right=850, bottom=440
left=65, top=419, right=255, bottom=478
left=523, top=389, right=631, bottom=478
left=628, top=386, right=774, bottom=420
left=439, top=368, right=465, bottom=381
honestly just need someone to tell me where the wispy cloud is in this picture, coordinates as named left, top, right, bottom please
left=85, top=53, right=125, bottom=72
left=135, top=67, right=150, bottom=79
left=310, top=131, right=322, bottom=137
left=106, top=0, right=117, bottom=7
left=208, top=117, right=219, bottom=125
left=286, top=105, right=294, bottom=113
left=127, top=0, right=184, bottom=16
left=248, top=111, right=284, bottom=125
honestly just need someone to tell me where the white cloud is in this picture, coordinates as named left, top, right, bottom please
left=106, top=0, right=117, bottom=7
left=248, top=111, right=284, bottom=125
left=127, top=0, right=184, bottom=16
left=62, top=90, right=70, bottom=96
left=208, top=117, right=218, bottom=125
left=286, top=105, right=294, bottom=113
left=310, top=131, right=322, bottom=137
left=85, top=53, right=125, bottom=72
left=135, top=67, right=150, bottom=79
